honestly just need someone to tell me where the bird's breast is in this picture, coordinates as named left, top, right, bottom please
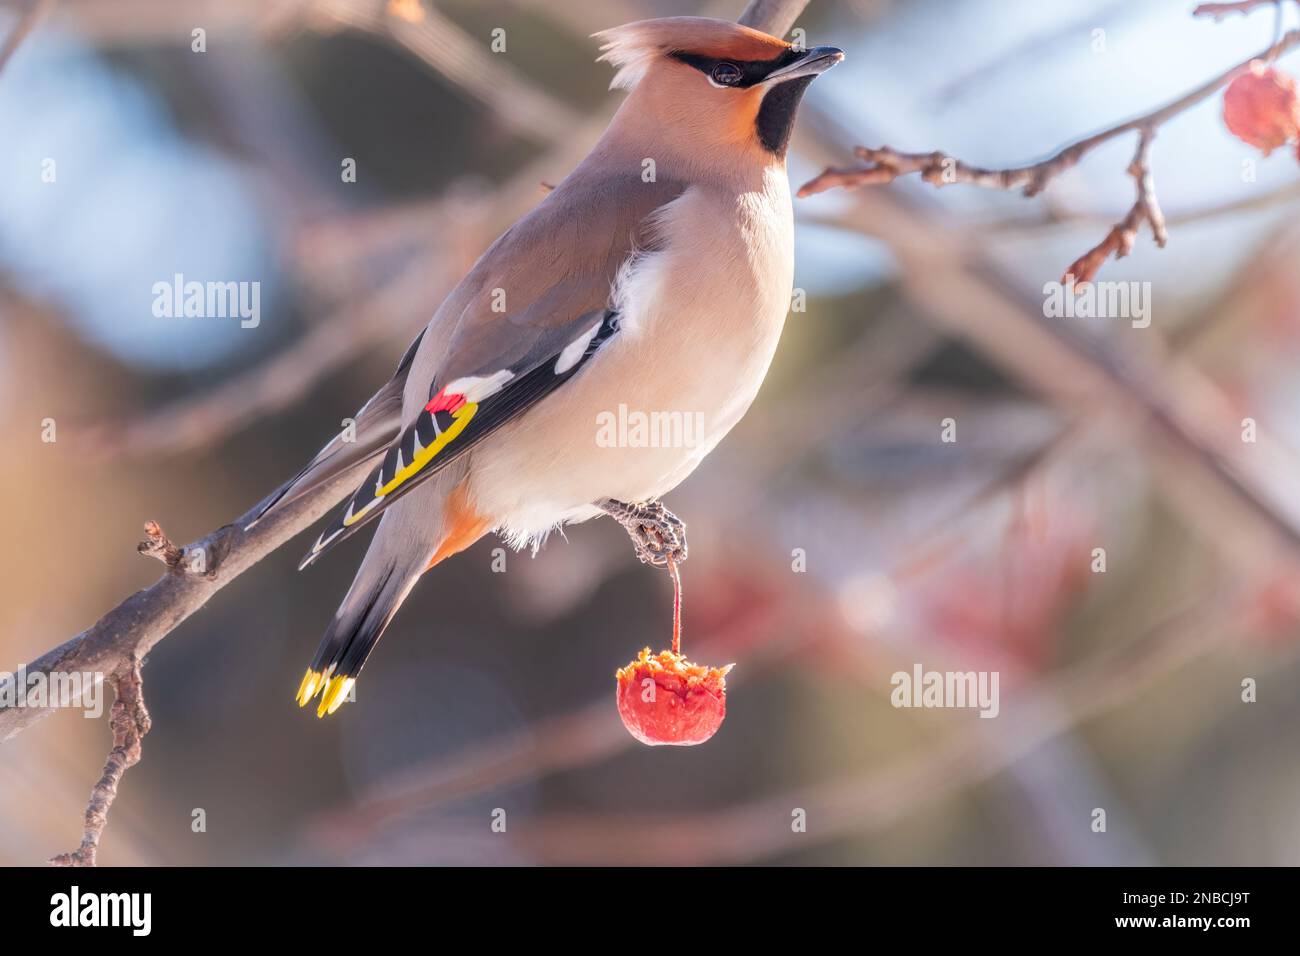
left=599, top=175, right=794, bottom=439
left=469, top=173, right=796, bottom=547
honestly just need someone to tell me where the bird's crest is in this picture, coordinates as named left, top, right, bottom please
left=594, top=16, right=790, bottom=91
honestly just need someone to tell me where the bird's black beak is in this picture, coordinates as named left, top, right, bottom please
left=763, top=45, right=844, bottom=84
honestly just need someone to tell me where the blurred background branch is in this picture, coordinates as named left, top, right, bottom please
left=0, top=0, right=53, bottom=76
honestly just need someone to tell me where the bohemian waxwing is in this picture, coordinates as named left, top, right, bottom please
left=250, top=16, right=843, bottom=716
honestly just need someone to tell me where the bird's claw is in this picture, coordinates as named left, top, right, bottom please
left=601, top=499, right=688, bottom=570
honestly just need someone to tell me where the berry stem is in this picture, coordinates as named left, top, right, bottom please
left=668, top=556, right=682, bottom=656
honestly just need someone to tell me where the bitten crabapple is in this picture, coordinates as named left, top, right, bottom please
left=614, top=558, right=730, bottom=746
left=616, top=648, right=729, bottom=746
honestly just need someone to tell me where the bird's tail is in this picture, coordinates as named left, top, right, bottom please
left=296, top=471, right=490, bottom=717
left=247, top=329, right=425, bottom=530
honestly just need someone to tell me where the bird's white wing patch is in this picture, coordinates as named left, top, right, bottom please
left=554, top=320, right=604, bottom=374
left=442, top=370, right=515, bottom=402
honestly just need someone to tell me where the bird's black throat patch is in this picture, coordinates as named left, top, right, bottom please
left=756, top=76, right=813, bottom=155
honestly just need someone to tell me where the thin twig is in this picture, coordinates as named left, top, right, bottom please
left=137, top=520, right=185, bottom=569
left=1193, top=0, right=1292, bottom=20
left=800, top=144, right=1066, bottom=197
left=49, top=660, right=151, bottom=867
left=1061, top=126, right=1167, bottom=283
left=798, top=25, right=1300, bottom=280
left=803, top=25, right=1300, bottom=199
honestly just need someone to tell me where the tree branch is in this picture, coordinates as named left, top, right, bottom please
left=738, top=0, right=808, bottom=37
left=0, top=0, right=816, bottom=865
left=49, top=660, right=151, bottom=867
left=137, top=520, right=186, bottom=569
left=1193, top=0, right=1293, bottom=20
left=1061, top=125, right=1167, bottom=283
left=0, top=459, right=369, bottom=744
left=799, top=23, right=1300, bottom=280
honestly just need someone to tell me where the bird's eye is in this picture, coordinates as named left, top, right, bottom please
left=711, top=62, right=743, bottom=86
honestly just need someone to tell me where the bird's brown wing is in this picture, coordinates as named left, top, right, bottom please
left=404, top=168, right=684, bottom=396
left=300, top=169, right=685, bottom=566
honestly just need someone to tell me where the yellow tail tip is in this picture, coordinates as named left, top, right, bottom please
left=316, top=675, right=355, bottom=718
left=296, top=669, right=324, bottom=707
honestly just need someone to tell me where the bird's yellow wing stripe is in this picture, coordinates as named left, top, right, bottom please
left=341, top=402, right=478, bottom=527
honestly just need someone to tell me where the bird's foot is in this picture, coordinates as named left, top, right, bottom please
left=600, top=499, right=687, bottom=569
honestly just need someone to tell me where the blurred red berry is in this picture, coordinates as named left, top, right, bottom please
left=1241, top=567, right=1300, bottom=640
left=1223, top=61, right=1300, bottom=154
left=615, top=648, right=728, bottom=746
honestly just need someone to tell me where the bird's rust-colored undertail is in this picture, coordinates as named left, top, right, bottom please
left=424, top=481, right=492, bottom=573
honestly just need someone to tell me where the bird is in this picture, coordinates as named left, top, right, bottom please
left=250, top=16, right=844, bottom=717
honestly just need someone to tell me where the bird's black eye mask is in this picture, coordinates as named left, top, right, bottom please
left=668, top=48, right=803, bottom=88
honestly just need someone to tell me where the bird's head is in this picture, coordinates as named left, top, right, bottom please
left=595, top=17, right=843, bottom=161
